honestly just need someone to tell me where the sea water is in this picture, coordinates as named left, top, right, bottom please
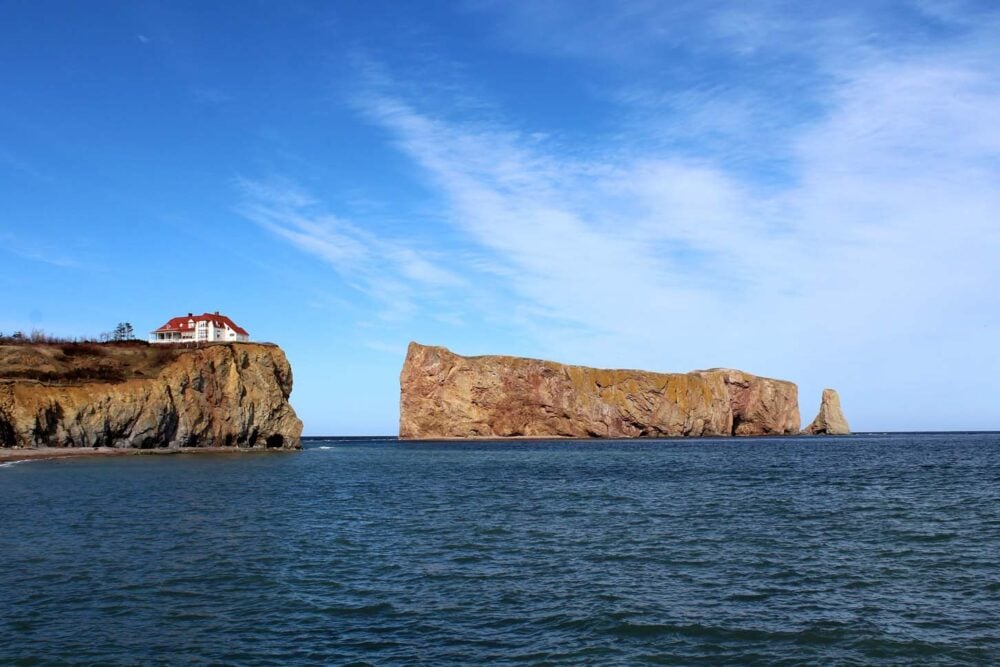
left=1, top=433, right=998, bottom=664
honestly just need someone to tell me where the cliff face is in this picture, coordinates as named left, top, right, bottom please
left=399, top=343, right=800, bottom=439
left=802, top=388, right=851, bottom=435
left=0, top=343, right=302, bottom=449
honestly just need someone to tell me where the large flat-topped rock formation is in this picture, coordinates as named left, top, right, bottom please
left=0, top=342, right=302, bottom=450
left=399, top=342, right=800, bottom=439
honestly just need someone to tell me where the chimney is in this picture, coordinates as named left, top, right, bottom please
left=214, top=311, right=219, bottom=315
left=188, top=312, right=193, bottom=317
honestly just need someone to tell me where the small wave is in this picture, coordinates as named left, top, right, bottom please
left=319, top=602, right=395, bottom=617
left=314, top=446, right=336, bottom=450
left=908, top=532, right=957, bottom=543
left=0, top=460, right=28, bottom=468
left=728, top=591, right=772, bottom=602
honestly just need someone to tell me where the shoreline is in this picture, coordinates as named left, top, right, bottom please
left=0, top=447, right=298, bottom=464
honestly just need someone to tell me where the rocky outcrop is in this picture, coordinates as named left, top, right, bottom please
left=802, top=388, right=850, bottom=435
left=399, top=343, right=800, bottom=439
left=0, top=343, right=302, bottom=449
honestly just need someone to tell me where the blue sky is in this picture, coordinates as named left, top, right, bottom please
left=2, top=1, right=998, bottom=434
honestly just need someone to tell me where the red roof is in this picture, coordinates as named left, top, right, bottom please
left=152, top=312, right=249, bottom=336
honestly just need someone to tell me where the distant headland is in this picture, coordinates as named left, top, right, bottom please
left=399, top=342, right=850, bottom=439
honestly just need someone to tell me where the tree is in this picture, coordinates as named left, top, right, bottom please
left=111, top=322, right=136, bottom=342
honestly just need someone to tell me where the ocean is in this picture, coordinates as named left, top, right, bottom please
left=1, top=433, right=998, bottom=665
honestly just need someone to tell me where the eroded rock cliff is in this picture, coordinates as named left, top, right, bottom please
left=399, top=343, right=800, bottom=439
left=802, top=388, right=851, bottom=435
left=0, top=342, right=302, bottom=449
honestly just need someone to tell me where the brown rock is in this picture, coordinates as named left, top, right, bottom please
left=399, top=342, right=800, bottom=439
left=0, top=343, right=302, bottom=449
left=802, top=388, right=851, bottom=435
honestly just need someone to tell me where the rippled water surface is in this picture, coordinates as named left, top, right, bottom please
left=2, top=433, right=999, bottom=665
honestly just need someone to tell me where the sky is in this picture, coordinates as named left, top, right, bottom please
left=2, top=0, right=998, bottom=434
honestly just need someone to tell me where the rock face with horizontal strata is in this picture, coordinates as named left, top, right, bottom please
left=0, top=343, right=302, bottom=449
left=802, top=388, right=851, bottom=435
left=399, top=343, right=800, bottom=439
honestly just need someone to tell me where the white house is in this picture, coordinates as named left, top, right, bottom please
left=150, top=312, right=250, bottom=343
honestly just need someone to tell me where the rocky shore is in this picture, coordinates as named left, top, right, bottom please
left=0, top=446, right=299, bottom=465
left=0, top=342, right=302, bottom=451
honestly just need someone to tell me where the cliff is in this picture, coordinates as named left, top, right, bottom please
left=802, top=388, right=851, bottom=435
left=399, top=343, right=800, bottom=439
left=0, top=342, right=302, bottom=450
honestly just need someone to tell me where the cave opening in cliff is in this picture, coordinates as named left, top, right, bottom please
left=0, top=418, right=14, bottom=447
left=265, top=434, right=284, bottom=449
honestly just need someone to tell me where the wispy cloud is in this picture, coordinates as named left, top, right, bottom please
left=358, top=58, right=1000, bottom=340
left=236, top=177, right=465, bottom=320
left=0, top=146, right=51, bottom=182
left=0, top=233, right=85, bottom=269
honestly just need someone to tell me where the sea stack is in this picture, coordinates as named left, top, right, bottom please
left=399, top=342, right=800, bottom=439
left=802, top=388, right=851, bottom=435
left=0, top=342, right=303, bottom=449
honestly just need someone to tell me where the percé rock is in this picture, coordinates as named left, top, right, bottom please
left=399, top=342, right=800, bottom=439
left=802, top=388, right=851, bottom=435
left=0, top=342, right=302, bottom=450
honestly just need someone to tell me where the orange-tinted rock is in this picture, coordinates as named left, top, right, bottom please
left=802, top=388, right=851, bottom=435
left=0, top=343, right=302, bottom=449
left=399, top=343, right=800, bottom=439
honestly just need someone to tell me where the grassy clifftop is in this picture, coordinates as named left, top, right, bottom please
left=0, top=341, right=273, bottom=385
